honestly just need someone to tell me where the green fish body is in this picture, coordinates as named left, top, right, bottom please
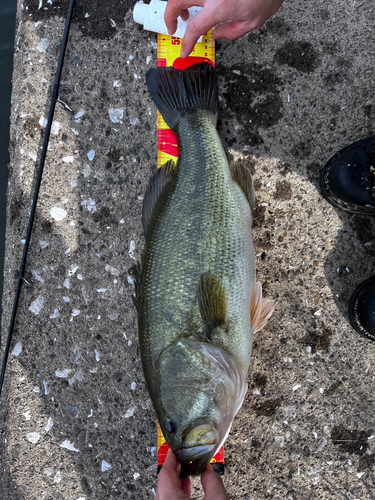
left=135, top=63, right=273, bottom=475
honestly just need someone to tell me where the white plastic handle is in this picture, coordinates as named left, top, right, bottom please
left=133, top=1, right=203, bottom=42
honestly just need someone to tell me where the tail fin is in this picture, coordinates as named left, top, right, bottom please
left=146, top=62, right=218, bottom=131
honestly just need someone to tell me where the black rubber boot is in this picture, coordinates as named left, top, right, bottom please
left=320, top=135, right=375, bottom=215
left=348, top=275, right=375, bottom=341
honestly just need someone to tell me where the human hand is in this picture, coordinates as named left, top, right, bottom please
left=164, top=0, right=284, bottom=58
left=155, top=448, right=229, bottom=500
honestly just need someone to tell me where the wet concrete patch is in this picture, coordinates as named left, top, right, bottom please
left=23, top=0, right=136, bottom=39
left=274, top=41, right=319, bottom=73
left=297, top=327, right=332, bottom=353
left=273, top=180, right=293, bottom=201
left=349, top=216, right=375, bottom=259
left=251, top=372, right=268, bottom=396
left=306, top=162, right=323, bottom=186
left=252, top=398, right=282, bottom=417
left=23, top=116, right=42, bottom=138
left=323, top=206, right=375, bottom=321
left=291, top=140, right=313, bottom=159
left=9, top=189, right=25, bottom=225
left=80, top=476, right=93, bottom=496
left=252, top=372, right=268, bottom=388
left=331, top=425, right=371, bottom=455
left=358, top=453, right=375, bottom=472
left=217, top=62, right=283, bottom=147
left=253, top=204, right=266, bottom=229
left=262, top=17, right=291, bottom=37
left=326, top=380, right=343, bottom=396
left=323, top=57, right=351, bottom=93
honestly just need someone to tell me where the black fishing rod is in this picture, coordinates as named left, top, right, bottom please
left=0, top=0, right=76, bottom=398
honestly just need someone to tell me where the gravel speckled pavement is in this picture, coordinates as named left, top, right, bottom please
left=1, top=1, right=375, bottom=498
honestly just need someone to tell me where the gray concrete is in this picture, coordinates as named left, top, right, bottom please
left=1, top=0, right=375, bottom=498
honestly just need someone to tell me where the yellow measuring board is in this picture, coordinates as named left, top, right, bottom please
left=157, top=31, right=215, bottom=169
left=156, top=31, right=224, bottom=471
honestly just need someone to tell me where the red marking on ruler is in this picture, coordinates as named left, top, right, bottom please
left=173, top=56, right=215, bottom=70
left=158, top=129, right=179, bottom=157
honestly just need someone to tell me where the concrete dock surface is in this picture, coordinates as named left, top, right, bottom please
left=1, top=0, right=375, bottom=498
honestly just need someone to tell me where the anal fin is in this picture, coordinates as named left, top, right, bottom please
left=230, top=161, right=255, bottom=214
left=142, top=159, right=177, bottom=236
left=251, top=282, right=274, bottom=334
left=198, top=273, right=228, bottom=338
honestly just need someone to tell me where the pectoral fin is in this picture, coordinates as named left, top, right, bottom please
left=251, top=282, right=274, bottom=334
left=230, top=161, right=255, bottom=214
left=198, top=273, right=228, bottom=337
left=142, top=159, right=177, bottom=236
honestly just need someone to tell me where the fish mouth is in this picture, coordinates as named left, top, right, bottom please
left=176, top=444, right=216, bottom=462
left=176, top=445, right=216, bottom=476
left=175, top=423, right=219, bottom=476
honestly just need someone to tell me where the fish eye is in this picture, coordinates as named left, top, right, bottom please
left=165, top=419, right=177, bottom=433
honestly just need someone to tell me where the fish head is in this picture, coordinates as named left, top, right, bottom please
left=156, top=339, right=247, bottom=475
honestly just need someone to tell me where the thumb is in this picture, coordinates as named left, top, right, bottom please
left=201, top=464, right=229, bottom=499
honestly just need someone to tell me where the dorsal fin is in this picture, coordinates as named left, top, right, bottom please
left=251, top=281, right=275, bottom=334
left=198, top=273, right=228, bottom=338
left=230, top=161, right=255, bottom=214
left=142, top=160, right=177, bottom=236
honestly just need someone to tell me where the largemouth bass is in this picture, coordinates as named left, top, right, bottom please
left=134, top=63, right=274, bottom=475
